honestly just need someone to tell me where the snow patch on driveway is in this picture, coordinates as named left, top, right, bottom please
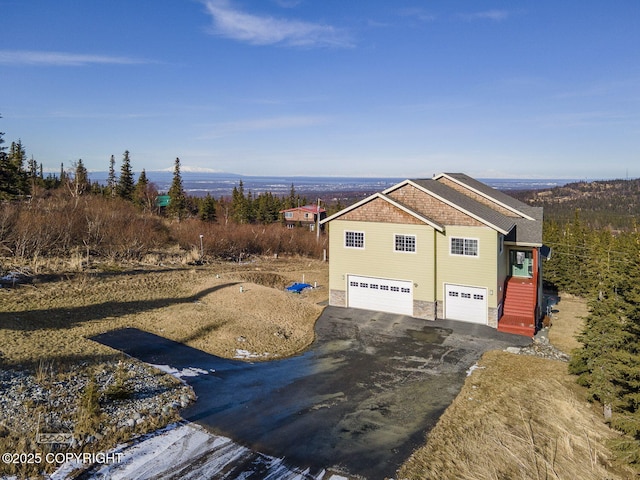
left=150, top=364, right=214, bottom=379
left=52, top=423, right=348, bottom=479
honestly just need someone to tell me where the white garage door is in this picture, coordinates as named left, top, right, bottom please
left=444, top=284, right=487, bottom=324
left=347, top=275, right=413, bottom=316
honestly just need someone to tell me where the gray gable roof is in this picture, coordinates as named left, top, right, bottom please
left=509, top=205, right=544, bottom=245
left=436, top=173, right=543, bottom=245
left=408, top=179, right=517, bottom=235
left=325, top=173, right=543, bottom=246
left=437, top=173, right=535, bottom=219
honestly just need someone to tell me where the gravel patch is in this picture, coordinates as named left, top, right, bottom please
left=0, top=359, right=194, bottom=476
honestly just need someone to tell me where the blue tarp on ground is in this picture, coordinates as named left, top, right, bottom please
left=286, top=283, right=312, bottom=293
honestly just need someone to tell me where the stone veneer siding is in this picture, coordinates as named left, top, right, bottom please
left=330, top=289, right=346, bottom=307
left=331, top=289, right=497, bottom=328
left=488, top=307, right=499, bottom=328
left=413, top=300, right=436, bottom=320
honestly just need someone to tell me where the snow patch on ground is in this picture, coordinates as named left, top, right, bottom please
left=234, top=349, right=271, bottom=359
left=150, top=364, right=214, bottom=379
left=50, top=423, right=351, bottom=479
left=466, top=363, right=485, bottom=376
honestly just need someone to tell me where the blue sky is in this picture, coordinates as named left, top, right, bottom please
left=1, top=0, right=638, bottom=179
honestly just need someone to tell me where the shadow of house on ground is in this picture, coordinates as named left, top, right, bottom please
left=91, top=308, right=530, bottom=480
left=0, top=283, right=239, bottom=332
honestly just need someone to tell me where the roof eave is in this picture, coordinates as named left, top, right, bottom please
left=504, top=241, right=544, bottom=248
left=435, top=173, right=536, bottom=221
left=407, top=179, right=514, bottom=234
left=320, top=191, right=444, bottom=231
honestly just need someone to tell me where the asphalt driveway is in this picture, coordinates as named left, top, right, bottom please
left=92, top=307, right=530, bottom=479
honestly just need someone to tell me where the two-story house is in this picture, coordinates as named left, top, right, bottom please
left=320, top=173, right=545, bottom=337
left=280, top=204, right=327, bottom=231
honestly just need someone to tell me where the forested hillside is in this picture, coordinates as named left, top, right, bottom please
left=511, top=178, right=640, bottom=230
left=525, top=178, right=640, bottom=469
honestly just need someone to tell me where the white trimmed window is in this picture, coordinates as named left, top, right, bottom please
left=394, top=234, right=416, bottom=252
left=451, top=237, right=479, bottom=256
left=345, top=231, right=365, bottom=249
left=284, top=212, right=293, bottom=219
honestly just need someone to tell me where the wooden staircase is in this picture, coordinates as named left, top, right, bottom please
left=498, top=277, right=536, bottom=337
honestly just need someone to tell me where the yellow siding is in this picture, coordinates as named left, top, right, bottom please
left=328, top=219, right=435, bottom=302
left=435, top=226, right=499, bottom=308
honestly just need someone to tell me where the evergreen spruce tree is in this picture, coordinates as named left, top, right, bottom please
left=134, top=169, right=149, bottom=208
left=245, top=190, right=255, bottom=223
left=8, top=140, right=29, bottom=196
left=256, top=192, right=282, bottom=224
left=0, top=136, right=29, bottom=198
left=107, top=154, right=117, bottom=197
left=285, top=183, right=297, bottom=209
left=167, top=157, right=187, bottom=220
left=231, top=180, right=248, bottom=223
left=569, top=232, right=640, bottom=465
left=199, top=193, right=217, bottom=222
left=69, top=159, right=90, bottom=196
left=27, top=156, right=39, bottom=191
left=0, top=127, right=11, bottom=198
left=117, top=150, right=135, bottom=201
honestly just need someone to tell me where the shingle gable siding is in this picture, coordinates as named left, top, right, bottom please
left=436, top=177, right=520, bottom=218
left=386, top=184, right=484, bottom=227
left=340, top=197, right=424, bottom=224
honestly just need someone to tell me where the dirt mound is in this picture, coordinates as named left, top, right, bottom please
left=233, top=271, right=289, bottom=289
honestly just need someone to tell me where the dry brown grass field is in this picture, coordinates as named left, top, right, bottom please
left=398, top=294, right=636, bottom=480
left=0, top=255, right=328, bottom=367
left=1, top=258, right=634, bottom=479
left=548, top=293, right=588, bottom=355
left=0, top=254, right=328, bottom=477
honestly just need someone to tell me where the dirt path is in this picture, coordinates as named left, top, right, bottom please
left=547, top=293, right=589, bottom=354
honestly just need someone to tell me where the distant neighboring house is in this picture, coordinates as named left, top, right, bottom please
left=280, top=205, right=327, bottom=231
left=155, top=195, right=170, bottom=214
left=320, top=173, right=548, bottom=337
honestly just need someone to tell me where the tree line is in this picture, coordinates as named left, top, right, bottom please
left=0, top=125, right=328, bottom=262
left=543, top=212, right=640, bottom=467
left=0, top=126, right=320, bottom=225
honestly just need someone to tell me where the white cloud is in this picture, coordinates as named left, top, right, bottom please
left=272, top=0, right=302, bottom=8
left=398, top=8, right=437, bottom=23
left=537, top=110, right=633, bottom=128
left=202, top=0, right=353, bottom=47
left=0, top=50, right=148, bottom=67
left=13, top=111, right=163, bottom=120
left=0, top=50, right=152, bottom=66
left=460, top=10, right=510, bottom=22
